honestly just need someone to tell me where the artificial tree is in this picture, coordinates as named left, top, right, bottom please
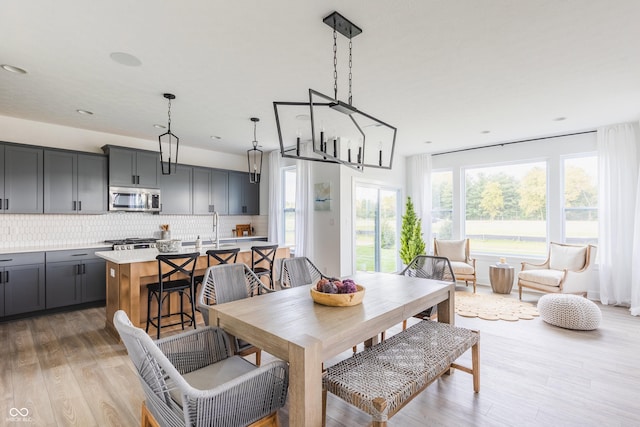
left=399, top=197, right=426, bottom=265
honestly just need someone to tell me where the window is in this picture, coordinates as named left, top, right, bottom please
left=431, top=170, right=453, bottom=239
left=354, top=184, right=400, bottom=273
left=563, top=155, right=598, bottom=244
left=464, top=161, right=547, bottom=256
left=282, top=166, right=296, bottom=247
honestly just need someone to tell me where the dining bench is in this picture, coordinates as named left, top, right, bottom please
left=322, top=320, right=480, bottom=427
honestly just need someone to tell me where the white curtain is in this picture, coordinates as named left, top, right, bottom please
left=295, top=143, right=314, bottom=259
left=597, top=123, right=640, bottom=313
left=406, top=154, right=433, bottom=252
left=267, top=150, right=283, bottom=245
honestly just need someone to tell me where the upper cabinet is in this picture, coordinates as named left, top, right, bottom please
left=193, top=167, right=229, bottom=215
left=44, top=150, right=107, bottom=214
left=0, top=143, right=43, bottom=214
left=159, top=164, right=193, bottom=214
left=228, top=171, right=259, bottom=215
left=102, top=145, right=160, bottom=188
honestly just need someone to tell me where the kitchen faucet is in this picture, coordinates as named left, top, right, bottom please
left=212, top=211, right=219, bottom=248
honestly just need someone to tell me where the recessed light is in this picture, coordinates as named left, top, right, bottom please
left=553, top=117, right=567, bottom=121
left=295, top=114, right=310, bottom=121
left=2, top=64, right=27, bottom=74
left=153, top=124, right=166, bottom=129
left=210, top=135, right=222, bottom=140
left=109, top=52, right=142, bottom=67
left=76, top=109, right=93, bottom=115
left=424, top=140, right=432, bottom=144
left=481, top=130, right=491, bottom=134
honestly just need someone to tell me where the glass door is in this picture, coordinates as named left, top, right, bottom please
left=354, top=184, right=399, bottom=273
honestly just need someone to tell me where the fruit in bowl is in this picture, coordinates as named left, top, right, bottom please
left=311, top=278, right=365, bottom=306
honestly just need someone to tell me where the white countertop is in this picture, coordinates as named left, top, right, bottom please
left=95, top=241, right=282, bottom=264
left=0, top=243, right=112, bottom=255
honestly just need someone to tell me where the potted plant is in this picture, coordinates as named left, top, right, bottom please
left=399, top=197, right=426, bottom=266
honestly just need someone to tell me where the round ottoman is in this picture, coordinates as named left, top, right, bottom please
left=537, top=294, right=602, bottom=330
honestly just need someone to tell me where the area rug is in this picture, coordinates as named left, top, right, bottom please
left=455, top=291, right=539, bottom=321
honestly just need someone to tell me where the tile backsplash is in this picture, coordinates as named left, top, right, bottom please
left=0, top=213, right=268, bottom=250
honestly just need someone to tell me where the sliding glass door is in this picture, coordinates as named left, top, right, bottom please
left=354, top=184, right=400, bottom=273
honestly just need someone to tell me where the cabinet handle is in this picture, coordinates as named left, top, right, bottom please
left=0, top=198, right=2, bottom=209
left=73, top=201, right=77, bottom=211
left=132, top=175, right=136, bottom=185
left=136, top=175, right=140, bottom=185
left=78, top=201, right=82, bottom=211
left=72, top=253, right=88, bottom=257
left=0, top=259, right=13, bottom=262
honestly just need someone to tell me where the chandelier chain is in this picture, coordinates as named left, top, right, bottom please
left=333, top=28, right=338, bottom=100
left=348, top=37, right=353, bottom=105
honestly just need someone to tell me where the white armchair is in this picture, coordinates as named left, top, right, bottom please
left=518, top=242, right=597, bottom=299
left=434, top=238, right=477, bottom=293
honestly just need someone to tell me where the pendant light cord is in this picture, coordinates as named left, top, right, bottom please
left=333, top=28, right=338, bottom=100
left=167, top=98, right=172, bottom=132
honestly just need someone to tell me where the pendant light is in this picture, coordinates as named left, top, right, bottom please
left=158, top=93, right=179, bottom=175
left=274, top=11, right=397, bottom=171
left=247, top=117, right=263, bottom=184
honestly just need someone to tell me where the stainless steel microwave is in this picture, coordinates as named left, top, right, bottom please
left=109, top=186, right=161, bottom=212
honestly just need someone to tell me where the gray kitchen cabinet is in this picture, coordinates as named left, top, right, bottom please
left=45, top=248, right=107, bottom=309
left=193, top=167, right=228, bottom=215
left=0, top=252, right=45, bottom=317
left=159, top=164, right=192, bottom=214
left=0, top=143, right=44, bottom=214
left=103, top=145, right=160, bottom=188
left=228, top=171, right=259, bottom=215
left=44, top=150, right=107, bottom=214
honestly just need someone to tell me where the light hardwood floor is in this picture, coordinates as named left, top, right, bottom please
left=2, top=287, right=640, bottom=427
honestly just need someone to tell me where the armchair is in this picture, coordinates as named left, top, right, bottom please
left=113, top=310, right=288, bottom=427
left=433, top=238, right=477, bottom=293
left=518, top=242, right=597, bottom=300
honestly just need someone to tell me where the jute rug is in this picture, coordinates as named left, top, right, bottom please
left=455, top=291, right=539, bottom=321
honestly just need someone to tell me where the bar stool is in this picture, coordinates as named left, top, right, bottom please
left=146, top=252, right=199, bottom=339
left=251, top=244, right=278, bottom=289
left=194, top=247, right=241, bottom=295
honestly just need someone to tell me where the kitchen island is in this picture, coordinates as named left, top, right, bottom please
left=96, top=242, right=289, bottom=337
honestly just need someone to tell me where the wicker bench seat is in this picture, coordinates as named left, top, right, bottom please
left=322, top=320, right=480, bottom=427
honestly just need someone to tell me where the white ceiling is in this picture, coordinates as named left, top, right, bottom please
left=1, top=1, right=640, bottom=159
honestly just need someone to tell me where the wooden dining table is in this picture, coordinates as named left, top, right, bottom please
left=208, top=271, right=456, bottom=427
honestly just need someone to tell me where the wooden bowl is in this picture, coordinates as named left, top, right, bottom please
left=310, top=285, right=365, bottom=307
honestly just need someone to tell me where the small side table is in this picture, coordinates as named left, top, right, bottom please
left=489, top=265, right=515, bottom=294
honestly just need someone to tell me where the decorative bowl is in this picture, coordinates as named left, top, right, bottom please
left=156, top=239, right=182, bottom=253
left=310, top=285, right=365, bottom=307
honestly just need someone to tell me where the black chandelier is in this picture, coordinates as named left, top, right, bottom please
left=247, top=117, right=263, bottom=184
left=274, top=11, right=397, bottom=171
left=158, top=93, right=179, bottom=175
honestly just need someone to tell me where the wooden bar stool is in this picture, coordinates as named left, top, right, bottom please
left=145, top=252, right=199, bottom=339
left=251, top=244, right=278, bottom=289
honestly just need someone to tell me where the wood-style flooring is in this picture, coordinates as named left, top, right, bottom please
left=1, top=286, right=640, bottom=426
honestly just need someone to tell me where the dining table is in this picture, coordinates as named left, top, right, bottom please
left=208, top=271, right=456, bottom=427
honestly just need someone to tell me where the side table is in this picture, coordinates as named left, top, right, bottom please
left=489, top=265, right=515, bottom=294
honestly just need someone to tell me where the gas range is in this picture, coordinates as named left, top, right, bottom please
left=104, top=238, right=158, bottom=251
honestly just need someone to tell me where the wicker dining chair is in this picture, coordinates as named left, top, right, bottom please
left=197, top=263, right=273, bottom=366
left=398, top=255, right=455, bottom=330
left=114, top=310, right=288, bottom=427
left=279, top=256, right=331, bottom=288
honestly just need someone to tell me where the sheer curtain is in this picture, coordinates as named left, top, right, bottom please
left=597, top=123, right=640, bottom=314
left=295, top=143, right=313, bottom=259
left=407, top=154, right=433, bottom=253
left=267, top=150, right=283, bottom=245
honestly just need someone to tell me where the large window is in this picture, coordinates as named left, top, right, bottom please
left=464, top=161, right=547, bottom=256
left=431, top=170, right=453, bottom=239
left=563, top=155, right=598, bottom=244
left=354, top=184, right=400, bottom=273
left=282, top=167, right=296, bottom=247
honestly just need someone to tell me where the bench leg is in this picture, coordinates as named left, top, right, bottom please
left=472, top=341, right=480, bottom=393
left=322, top=388, right=327, bottom=427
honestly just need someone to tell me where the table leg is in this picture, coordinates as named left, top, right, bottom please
left=437, top=288, right=455, bottom=325
left=288, top=335, right=322, bottom=427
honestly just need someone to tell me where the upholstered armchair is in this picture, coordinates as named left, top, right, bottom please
left=517, top=242, right=597, bottom=299
left=433, top=238, right=477, bottom=293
